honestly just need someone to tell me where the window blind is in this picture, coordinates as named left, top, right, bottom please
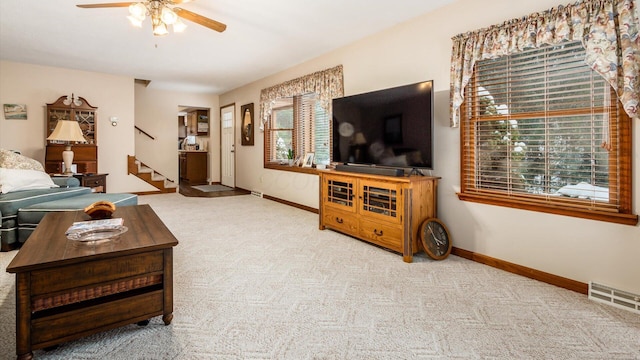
left=296, top=93, right=330, bottom=165
left=462, top=41, right=623, bottom=213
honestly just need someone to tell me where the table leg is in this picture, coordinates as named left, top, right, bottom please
left=15, top=273, right=33, bottom=360
left=163, top=248, right=174, bottom=326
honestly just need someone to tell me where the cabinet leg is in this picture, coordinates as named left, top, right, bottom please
left=163, top=313, right=173, bottom=325
left=403, top=255, right=413, bottom=263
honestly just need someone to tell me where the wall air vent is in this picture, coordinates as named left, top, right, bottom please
left=588, top=282, right=640, bottom=315
left=250, top=191, right=263, bottom=198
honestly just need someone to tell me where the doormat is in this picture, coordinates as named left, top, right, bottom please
left=192, top=185, right=234, bottom=192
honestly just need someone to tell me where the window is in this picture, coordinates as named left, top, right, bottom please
left=459, top=41, right=636, bottom=225
left=267, top=98, right=294, bottom=163
left=264, top=93, right=330, bottom=167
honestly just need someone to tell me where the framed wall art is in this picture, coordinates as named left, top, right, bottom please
left=241, top=103, right=254, bottom=146
left=3, top=104, right=27, bottom=120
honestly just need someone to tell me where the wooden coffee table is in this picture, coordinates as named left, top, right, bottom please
left=6, top=204, right=179, bottom=360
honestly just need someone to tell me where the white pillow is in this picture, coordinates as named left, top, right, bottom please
left=0, top=168, right=59, bottom=194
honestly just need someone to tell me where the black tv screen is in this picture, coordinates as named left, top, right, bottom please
left=332, top=80, right=434, bottom=170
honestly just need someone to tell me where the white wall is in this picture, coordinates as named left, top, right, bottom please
left=0, top=60, right=144, bottom=193
left=0, top=62, right=219, bottom=193
left=220, top=0, right=640, bottom=293
left=133, top=84, right=219, bottom=184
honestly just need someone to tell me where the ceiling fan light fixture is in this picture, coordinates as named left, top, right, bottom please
left=76, top=1, right=227, bottom=35
left=160, top=7, right=178, bottom=25
left=153, top=22, right=169, bottom=36
left=173, top=18, right=187, bottom=33
left=128, top=3, right=147, bottom=18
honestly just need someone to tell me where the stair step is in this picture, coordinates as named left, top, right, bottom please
left=128, top=155, right=177, bottom=193
left=164, top=182, right=178, bottom=188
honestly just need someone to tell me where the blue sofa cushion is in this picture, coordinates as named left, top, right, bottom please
left=0, top=187, right=92, bottom=249
left=0, top=187, right=92, bottom=218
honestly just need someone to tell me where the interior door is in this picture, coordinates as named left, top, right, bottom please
left=220, top=104, right=235, bottom=187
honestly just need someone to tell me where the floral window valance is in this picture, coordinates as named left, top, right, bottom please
left=449, top=0, right=639, bottom=127
left=259, top=65, right=344, bottom=129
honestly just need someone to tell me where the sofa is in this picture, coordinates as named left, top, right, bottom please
left=0, top=149, right=138, bottom=251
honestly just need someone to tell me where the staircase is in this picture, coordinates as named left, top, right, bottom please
left=127, top=155, right=178, bottom=193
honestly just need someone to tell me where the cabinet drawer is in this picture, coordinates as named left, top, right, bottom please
left=83, top=175, right=105, bottom=187
left=359, top=219, right=403, bottom=252
left=322, top=208, right=358, bottom=236
left=30, top=251, right=165, bottom=295
left=83, top=174, right=106, bottom=192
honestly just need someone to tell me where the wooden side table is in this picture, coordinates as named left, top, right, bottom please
left=73, top=173, right=108, bottom=193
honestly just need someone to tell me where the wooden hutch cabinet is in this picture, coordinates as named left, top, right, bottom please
left=319, top=170, right=439, bottom=263
left=45, top=95, right=98, bottom=174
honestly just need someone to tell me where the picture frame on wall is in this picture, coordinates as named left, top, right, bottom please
left=302, top=152, right=315, bottom=168
left=3, top=104, right=27, bottom=120
left=241, top=103, right=254, bottom=146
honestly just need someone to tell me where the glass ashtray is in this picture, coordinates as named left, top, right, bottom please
left=67, top=225, right=128, bottom=242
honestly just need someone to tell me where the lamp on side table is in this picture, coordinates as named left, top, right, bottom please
left=46, top=120, right=87, bottom=175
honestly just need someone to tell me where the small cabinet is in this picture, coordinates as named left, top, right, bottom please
left=179, top=151, right=208, bottom=184
left=186, top=109, right=209, bottom=136
left=319, top=170, right=439, bottom=262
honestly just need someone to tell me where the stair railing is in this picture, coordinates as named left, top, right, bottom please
left=134, top=126, right=155, bottom=140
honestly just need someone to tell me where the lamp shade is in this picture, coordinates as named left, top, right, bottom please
left=353, top=132, right=367, bottom=145
left=47, top=120, right=87, bottom=143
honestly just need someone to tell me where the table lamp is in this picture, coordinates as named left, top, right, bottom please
left=46, top=120, right=87, bottom=175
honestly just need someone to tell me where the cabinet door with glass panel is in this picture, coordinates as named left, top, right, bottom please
left=323, top=174, right=356, bottom=213
left=358, top=179, right=403, bottom=224
left=46, top=95, right=97, bottom=144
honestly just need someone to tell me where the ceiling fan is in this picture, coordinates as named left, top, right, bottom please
left=76, top=0, right=226, bottom=36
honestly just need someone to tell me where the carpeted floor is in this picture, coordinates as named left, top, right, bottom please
left=191, top=184, right=234, bottom=192
left=0, top=193, right=638, bottom=359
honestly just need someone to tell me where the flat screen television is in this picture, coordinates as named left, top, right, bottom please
left=332, top=80, right=434, bottom=172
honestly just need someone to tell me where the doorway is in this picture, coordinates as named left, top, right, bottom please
left=178, top=106, right=210, bottom=186
left=220, top=104, right=235, bottom=187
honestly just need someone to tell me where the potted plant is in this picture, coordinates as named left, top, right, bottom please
left=287, top=149, right=294, bottom=166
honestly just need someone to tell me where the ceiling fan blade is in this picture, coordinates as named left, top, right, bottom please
left=173, top=7, right=226, bottom=33
left=76, top=2, right=135, bottom=8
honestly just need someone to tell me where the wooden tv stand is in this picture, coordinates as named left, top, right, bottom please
left=319, top=170, right=439, bottom=262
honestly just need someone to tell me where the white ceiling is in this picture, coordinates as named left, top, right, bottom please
left=0, top=0, right=455, bottom=94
